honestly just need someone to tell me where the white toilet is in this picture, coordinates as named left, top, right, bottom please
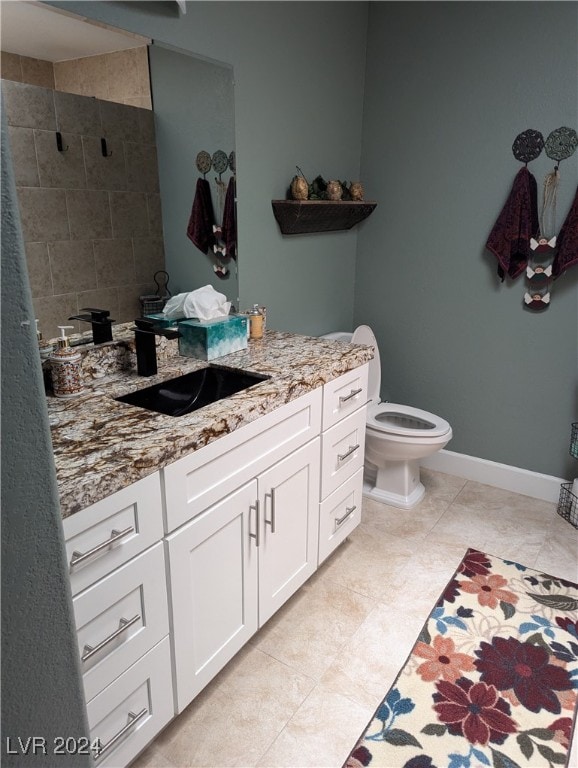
left=323, top=326, right=452, bottom=509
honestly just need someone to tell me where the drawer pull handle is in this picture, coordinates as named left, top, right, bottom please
left=96, top=708, right=147, bottom=761
left=249, top=499, right=260, bottom=547
left=265, top=488, right=276, bottom=533
left=339, top=387, right=363, bottom=404
left=335, top=505, right=357, bottom=530
left=70, top=526, right=134, bottom=570
left=337, top=444, right=360, bottom=463
left=81, top=614, right=141, bottom=663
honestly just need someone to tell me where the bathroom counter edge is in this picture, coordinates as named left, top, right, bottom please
left=48, top=330, right=373, bottom=518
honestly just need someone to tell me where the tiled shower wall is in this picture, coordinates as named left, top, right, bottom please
left=1, top=47, right=151, bottom=108
left=0, top=51, right=55, bottom=90
left=2, top=78, right=165, bottom=340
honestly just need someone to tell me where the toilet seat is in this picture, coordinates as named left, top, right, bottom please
left=367, top=402, right=451, bottom=438
left=347, top=324, right=453, bottom=509
left=351, top=324, right=451, bottom=439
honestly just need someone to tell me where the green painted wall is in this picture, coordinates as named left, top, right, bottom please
left=356, top=1, right=577, bottom=479
left=51, top=1, right=369, bottom=334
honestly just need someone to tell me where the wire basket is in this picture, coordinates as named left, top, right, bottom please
left=570, top=423, right=578, bottom=459
left=557, top=482, right=578, bottom=529
left=140, top=270, right=170, bottom=317
left=140, top=295, right=166, bottom=315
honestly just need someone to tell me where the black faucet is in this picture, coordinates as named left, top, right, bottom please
left=133, top=318, right=180, bottom=377
left=69, top=308, right=114, bottom=344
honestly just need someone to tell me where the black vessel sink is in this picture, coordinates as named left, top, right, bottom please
left=115, top=365, right=270, bottom=417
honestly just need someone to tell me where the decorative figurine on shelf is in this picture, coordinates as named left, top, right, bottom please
left=326, top=180, right=343, bottom=201
left=288, top=167, right=366, bottom=203
left=349, top=182, right=364, bottom=201
left=290, top=173, right=309, bottom=200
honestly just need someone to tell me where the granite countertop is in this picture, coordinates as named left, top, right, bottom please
left=48, top=329, right=373, bottom=518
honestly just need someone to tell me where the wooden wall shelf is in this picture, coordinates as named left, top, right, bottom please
left=271, top=200, right=377, bottom=234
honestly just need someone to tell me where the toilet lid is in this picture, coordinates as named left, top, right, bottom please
left=367, top=402, right=451, bottom=438
left=351, top=325, right=381, bottom=402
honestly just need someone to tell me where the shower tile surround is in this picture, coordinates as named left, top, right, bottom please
left=1, top=47, right=151, bottom=108
left=0, top=50, right=55, bottom=90
left=2, top=73, right=164, bottom=339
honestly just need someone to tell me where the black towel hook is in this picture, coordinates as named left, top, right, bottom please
left=100, top=138, right=112, bottom=158
left=55, top=131, right=68, bottom=152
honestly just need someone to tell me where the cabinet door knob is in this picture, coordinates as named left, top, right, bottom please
left=249, top=500, right=260, bottom=547
left=264, top=488, right=276, bottom=533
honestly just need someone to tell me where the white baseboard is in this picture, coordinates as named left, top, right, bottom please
left=420, top=449, right=567, bottom=504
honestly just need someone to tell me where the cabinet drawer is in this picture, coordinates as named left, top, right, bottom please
left=163, top=388, right=322, bottom=533
left=318, top=468, right=363, bottom=565
left=73, top=543, right=169, bottom=703
left=87, top=637, right=173, bottom=768
left=322, top=364, right=368, bottom=430
left=321, top=406, right=366, bottom=499
left=63, top=473, right=164, bottom=596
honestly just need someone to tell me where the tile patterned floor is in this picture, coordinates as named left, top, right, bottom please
left=132, top=470, right=578, bottom=768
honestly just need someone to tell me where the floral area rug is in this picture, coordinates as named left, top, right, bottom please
left=345, top=548, right=578, bottom=768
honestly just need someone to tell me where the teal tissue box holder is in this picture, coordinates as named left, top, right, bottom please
left=143, top=312, right=182, bottom=328
left=178, top=315, right=248, bottom=361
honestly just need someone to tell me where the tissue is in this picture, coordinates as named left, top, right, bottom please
left=163, top=285, right=231, bottom=321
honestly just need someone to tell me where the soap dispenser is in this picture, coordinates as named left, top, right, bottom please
left=35, top=319, right=53, bottom=360
left=49, top=326, right=83, bottom=398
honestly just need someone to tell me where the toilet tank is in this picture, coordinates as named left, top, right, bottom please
left=320, top=331, right=353, bottom=342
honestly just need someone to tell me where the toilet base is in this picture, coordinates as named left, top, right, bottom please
left=363, top=478, right=425, bottom=509
left=362, top=459, right=425, bottom=510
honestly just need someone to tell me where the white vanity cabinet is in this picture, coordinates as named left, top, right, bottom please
left=318, top=364, right=369, bottom=563
left=62, top=473, right=173, bottom=768
left=163, top=391, right=322, bottom=713
left=60, top=362, right=370, bottom=765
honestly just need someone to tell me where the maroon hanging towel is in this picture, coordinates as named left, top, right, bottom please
left=221, top=177, right=237, bottom=260
left=486, top=167, right=539, bottom=281
left=552, top=186, right=578, bottom=278
left=186, top=178, right=216, bottom=254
